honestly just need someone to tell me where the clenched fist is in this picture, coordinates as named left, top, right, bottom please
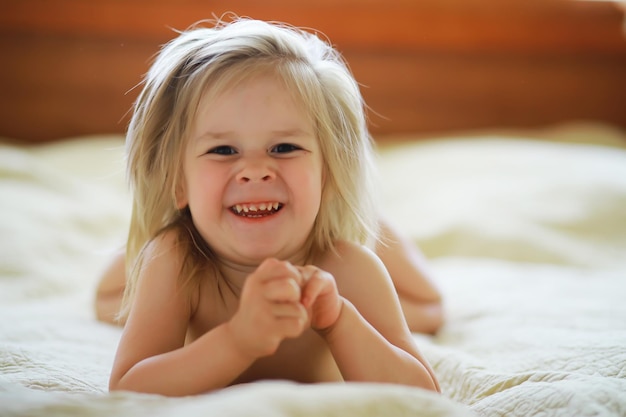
left=227, top=258, right=309, bottom=359
left=298, top=265, right=343, bottom=333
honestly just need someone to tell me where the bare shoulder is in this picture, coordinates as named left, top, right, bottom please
left=119, top=227, right=203, bottom=341
left=127, top=229, right=193, bottom=317
left=318, top=240, right=415, bottom=343
left=110, top=229, right=194, bottom=385
left=318, top=241, right=389, bottom=288
left=317, top=241, right=397, bottom=309
left=142, top=228, right=183, bottom=266
left=319, top=240, right=380, bottom=265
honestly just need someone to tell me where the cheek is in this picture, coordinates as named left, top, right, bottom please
left=284, top=161, right=320, bottom=204
left=185, top=164, right=225, bottom=209
left=301, top=163, right=324, bottom=211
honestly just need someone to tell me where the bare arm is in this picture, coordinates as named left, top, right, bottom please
left=323, top=298, right=438, bottom=390
left=112, top=324, right=259, bottom=395
left=108, top=234, right=254, bottom=395
left=304, top=243, right=440, bottom=391
left=109, top=236, right=308, bottom=396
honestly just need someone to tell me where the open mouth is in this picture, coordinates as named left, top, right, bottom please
left=230, top=202, right=283, bottom=218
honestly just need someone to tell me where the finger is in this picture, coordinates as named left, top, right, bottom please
left=300, top=270, right=329, bottom=308
left=296, top=265, right=319, bottom=294
left=274, top=302, right=309, bottom=338
left=276, top=315, right=308, bottom=339
left=254, top=258, right=303, bottom=285
left=271, top=301, right=308, bottom=320
left=263, top=278, right=301, bottom=302
left=296, top=265, right=316, bottom=282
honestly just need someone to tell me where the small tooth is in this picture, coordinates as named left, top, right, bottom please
left=235, top=205, right=242, bottom=213
left=259, top=203, right=267, bottom=210
left=273, top=202, right=279, bottom=210
left=243, top=206, right=249, bottom=213
left=249, top=205, right=258, bottom=212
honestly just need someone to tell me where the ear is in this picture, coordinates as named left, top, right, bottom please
left=175, top=181, right=188, bottom=209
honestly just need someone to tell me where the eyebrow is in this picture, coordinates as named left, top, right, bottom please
left=197, top=128, right=313, bottom=141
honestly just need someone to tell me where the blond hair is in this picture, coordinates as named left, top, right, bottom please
left=120, top=17, right=379, bottom=319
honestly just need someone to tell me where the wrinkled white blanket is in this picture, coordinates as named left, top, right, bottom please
left=1, top=123, right=625, bottom=417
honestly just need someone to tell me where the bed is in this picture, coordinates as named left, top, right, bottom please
left=2, top=1, right=626, bottom=416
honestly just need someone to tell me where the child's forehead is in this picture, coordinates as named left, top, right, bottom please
left=200, top=69, right=304, bottom=103
left=189, top=73, right=317, bottom=140
left=195, top=72, right=314, bottom=121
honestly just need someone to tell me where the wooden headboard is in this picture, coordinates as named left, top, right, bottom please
left=2, top=0, right=625, bottom=143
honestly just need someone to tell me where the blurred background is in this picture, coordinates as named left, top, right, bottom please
left=1, top=0, right=625, bottom=143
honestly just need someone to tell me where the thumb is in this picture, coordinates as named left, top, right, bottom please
left=300, top=271, right=326, bottom=309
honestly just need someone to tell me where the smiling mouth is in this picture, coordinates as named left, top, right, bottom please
left=230, top=202, right=283, bottom=218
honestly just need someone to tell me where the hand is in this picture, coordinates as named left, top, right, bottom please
left=298, top=266, right=343, bottom=333
left=227, top=258, right=308, bottom=359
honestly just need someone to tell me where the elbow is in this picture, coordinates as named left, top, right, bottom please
left=414, top=363, right=441, bottom=394
left=109, top=376, right=143, bottom=394
left=405, top=361, right=440, bottom=393
left=419, top=380, right=440, bottom=393
left=109, top=369, right=135, bottom=393
left=108, top=380, right=121, bottom=393
left=108, top=373, right=125, bottom=392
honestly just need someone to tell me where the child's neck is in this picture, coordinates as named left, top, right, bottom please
left=215, top=247, right=315, bottom=289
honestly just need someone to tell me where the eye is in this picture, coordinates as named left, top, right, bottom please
left=270, top=143, right=302, bottom=154
left=207, top=145, right=237, bottom=156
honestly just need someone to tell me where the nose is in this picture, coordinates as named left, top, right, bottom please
left=235, top=156, right=276, bottom=184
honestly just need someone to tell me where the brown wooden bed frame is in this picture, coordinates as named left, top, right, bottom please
left=1, top=0, right=625, bottom=143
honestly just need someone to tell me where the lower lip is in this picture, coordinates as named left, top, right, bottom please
left=229, top=209, right=282, bottom=223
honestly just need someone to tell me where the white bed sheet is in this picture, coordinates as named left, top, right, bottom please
left=1, top=122, right=625, bottom=416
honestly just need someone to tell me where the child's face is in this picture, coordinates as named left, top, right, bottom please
left=179, top=74, right=324, bottom=266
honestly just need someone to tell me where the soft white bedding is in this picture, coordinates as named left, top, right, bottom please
left=1, top=123, right=625, bottom=416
